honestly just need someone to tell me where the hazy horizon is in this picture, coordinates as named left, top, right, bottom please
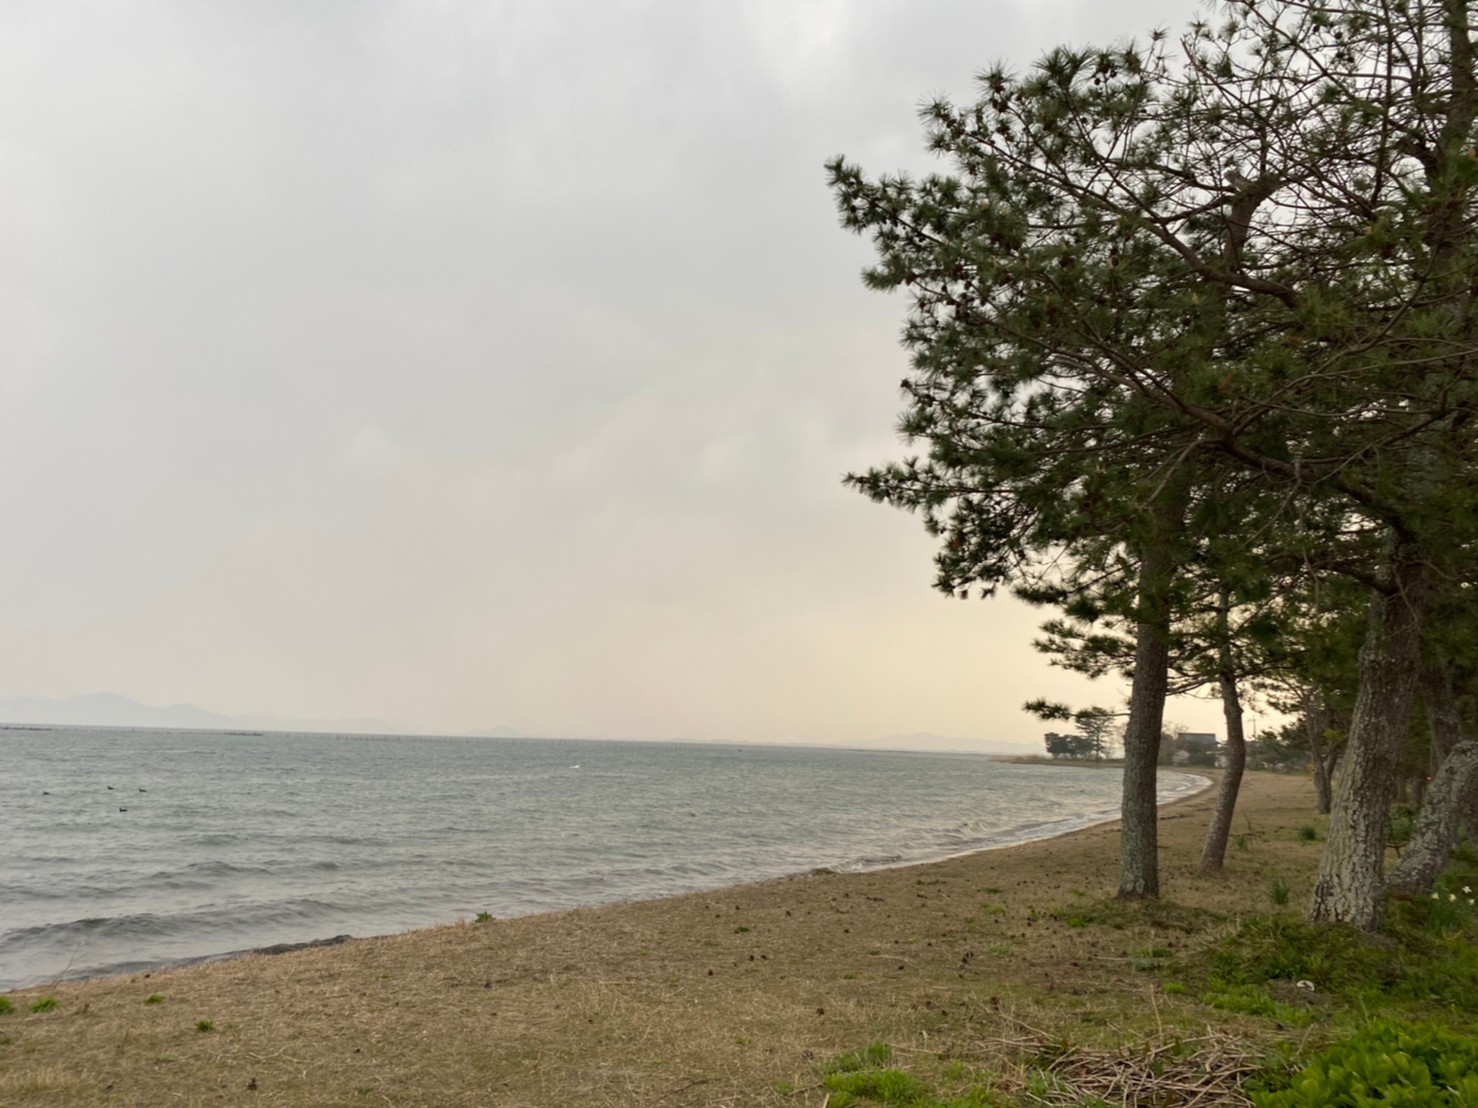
left=0, top=689, right=1042, bottom=753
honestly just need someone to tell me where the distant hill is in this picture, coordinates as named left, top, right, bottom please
left=0, top=692, right=401, bottom=736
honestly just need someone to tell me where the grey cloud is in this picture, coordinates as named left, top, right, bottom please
left=0, top=0, right=1227, bottom=746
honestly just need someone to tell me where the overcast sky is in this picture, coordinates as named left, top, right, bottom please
left=0, top=0, right=1240, bottom=748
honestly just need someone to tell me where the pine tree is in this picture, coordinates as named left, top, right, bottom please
left=832, top=0, right=1478, bottom=924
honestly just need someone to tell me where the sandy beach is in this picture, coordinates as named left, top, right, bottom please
left=0, top=771, right=1322, bottom=1107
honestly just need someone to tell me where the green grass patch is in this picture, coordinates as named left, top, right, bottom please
left=0, top=996, right=12, bottom=1016
left=144, top=994, right=164, bottom=1005
left=1194, top=900, right=1478, bottom=1017
left=1202, top=916, right=1390, bottom=995
left=827, top=1042, right=895, bottom=1074
left=195, top=1019, right=214, bottom=1033
left=1048, top=896, right=1218, bottom=934
left=1131, top=944, right=1173, bottom=972
left=822, top=1068, right=929, bottom=1106
left=28, top=997, right=58, bottom=1013
left=1200, top=983, right=1313, bottom=1027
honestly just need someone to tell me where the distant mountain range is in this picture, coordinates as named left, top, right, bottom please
left=0, top=692, right=406, bottom=736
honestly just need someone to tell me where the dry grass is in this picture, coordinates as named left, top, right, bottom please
left=1014, top=1031, right=1266, bottom=1107
left=0, top=772, right=1323, bottom=1107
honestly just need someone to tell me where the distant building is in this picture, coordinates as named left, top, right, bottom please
left=1169, top=731, right=1220, bottom=767
left=1176, top=732, right=1219, bottom=752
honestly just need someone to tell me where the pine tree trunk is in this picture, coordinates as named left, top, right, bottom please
left=1117, top=539, right=1177, bottom=900
left=1308, top=726, right=1334, bottom=816
left=1387, top=663, right=1478, bottom=895
left=1201, top=593, right=1246, bottom=873
left=1309, top=553, right=1427, bottom=931
left=1387, top=741, right=1478, bottom=895
left=1299, top=688, right=1335, bottom=814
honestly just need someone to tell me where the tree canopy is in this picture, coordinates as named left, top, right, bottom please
left=833, top=0, right=1478, bottom=928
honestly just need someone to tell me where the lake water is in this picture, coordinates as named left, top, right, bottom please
left=0, top=729, right=1204, bottom=988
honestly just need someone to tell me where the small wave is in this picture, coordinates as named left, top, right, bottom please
left=0, top=912, right=169, bottom=951
left=183, top=832, right=246, bottom=847
left=835, top=854, right=904, bottom=873
left=0, top=882, right=76, bottom=902
left=170, top=861, right=272, bottom=878
left=0, top=896, right=352, bottom=959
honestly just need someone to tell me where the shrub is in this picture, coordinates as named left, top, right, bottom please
left=1252, top=1020, right=1478, bottom=1106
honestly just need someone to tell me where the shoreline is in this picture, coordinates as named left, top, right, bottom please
left=0, top=771, right=1313, bottom=1107
left=2, top=770, right=1214, bottom=993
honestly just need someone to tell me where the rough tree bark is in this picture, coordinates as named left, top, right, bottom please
left=1201, top=591, right=1246, bottom=873
left=1387, top=742, right=1478, bottom=894
left=1309, top=551, right=1428, bottom=930
left=1386, top=662, right=1478, bottom=895
left=1118, top=525, right=1180, bottom=900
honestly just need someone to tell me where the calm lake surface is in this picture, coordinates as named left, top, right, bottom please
left=0, top=729, right=1204, bottom=988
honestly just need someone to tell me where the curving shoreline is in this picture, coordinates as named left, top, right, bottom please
left=3, top=737, right=1168, bottom=991
left=3, top=771, right=1213, bottom=992
left=2, top=770, right=1308, bottom=1108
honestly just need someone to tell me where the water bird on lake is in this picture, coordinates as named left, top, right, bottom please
left=138, top=787, right=147, bottom=793
left=118, top=807, right=128, bottom=812
left=107, top=785, right=114, bottom=790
